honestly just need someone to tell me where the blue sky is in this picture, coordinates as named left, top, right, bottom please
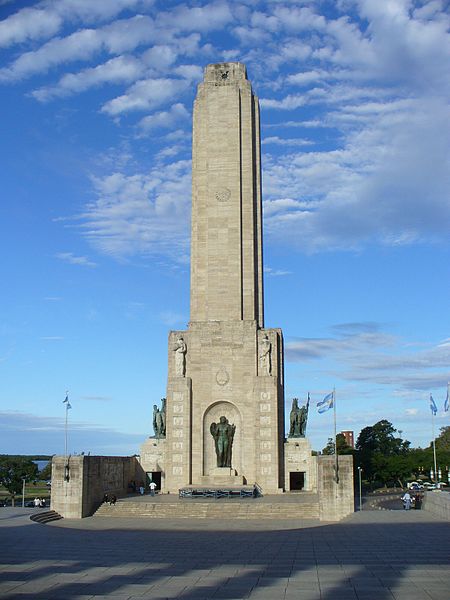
left=1, top=0, right=449, bottom=456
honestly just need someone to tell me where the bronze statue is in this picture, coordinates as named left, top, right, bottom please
left=288, top=395, right=310, bottom=438
left=210, top=416, right=236, bottom=467
left=153, top=398, right=166, bottom=438
left=160, top=397, right=166, bottom=436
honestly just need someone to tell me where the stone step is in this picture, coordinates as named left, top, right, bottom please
left=30, top=510, right=63, bottom=524
left=94, top=500, right=320, bottom=519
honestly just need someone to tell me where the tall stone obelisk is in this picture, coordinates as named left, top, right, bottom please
left=165, top=63, right=285, bottom=493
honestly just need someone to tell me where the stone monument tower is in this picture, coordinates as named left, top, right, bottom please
left=51, top=63, right=354, bottom=520
left=163, top=62, right=285, bottom=494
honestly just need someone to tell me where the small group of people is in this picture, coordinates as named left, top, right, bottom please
left=401, top=491, right=422, bottom=510
left=102, top=493, right=117, bottom=505
left=33, top=497, right=46, bottom=508
left=129, top=480, right=158, bottom=496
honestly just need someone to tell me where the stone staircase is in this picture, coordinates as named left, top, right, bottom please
left=30, top=510, right=63, bottom=524
left=94, top=494, right=320, bottom=520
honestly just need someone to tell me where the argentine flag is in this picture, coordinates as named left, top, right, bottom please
left=445, top=386, right=449, bottom=413
left=317, top=392, right=334, bottom=414
left=63, top=393, right=72, bottom=410
left=430, top=394, right=437, bottom=416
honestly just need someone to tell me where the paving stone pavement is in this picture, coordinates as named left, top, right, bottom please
left=0, top=506, right=449, bottom=600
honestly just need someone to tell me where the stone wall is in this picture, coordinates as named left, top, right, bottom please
left=139, top=438, right=166, bottom=490
left=284, top=438, right=317, bottom=492
left=51, top=455, right=144, bottom=518
left=422, top=490, right=450, bottom=520
left=317, top=455, right=354, bottom=521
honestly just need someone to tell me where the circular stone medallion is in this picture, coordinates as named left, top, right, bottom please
left=215, top=368, right=230, bottom=386
left=215, top=187, right=231, bottom=203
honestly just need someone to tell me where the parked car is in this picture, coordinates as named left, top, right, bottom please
left=407, top=481, right=423, bottom=490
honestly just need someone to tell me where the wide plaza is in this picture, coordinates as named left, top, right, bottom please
left=0, top=506, right=449, bottom=600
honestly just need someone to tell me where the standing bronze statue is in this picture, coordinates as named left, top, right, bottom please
left=210, top=416, right=236, bottom=467
left=153, top=398, right=166, bottom=438
left=288, top=395, right=310, bottom=438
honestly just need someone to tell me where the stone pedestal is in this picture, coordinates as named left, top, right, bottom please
left=139, top=437, right=166, bottom=489
left=284, top=437, right=317, bottom=492
left=317, top=455, right=354, bottom=521
left=200, top=467, right=244, bottom=486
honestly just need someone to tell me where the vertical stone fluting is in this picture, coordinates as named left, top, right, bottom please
left=165, top=63, right=285, bottom=493
left=190, top=62, right=263, bottom=326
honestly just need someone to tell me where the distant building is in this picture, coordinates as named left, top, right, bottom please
left=340, top=430, right=355, bottom=449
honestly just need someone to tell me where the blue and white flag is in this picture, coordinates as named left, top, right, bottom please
left=430, top=394, right=437, bottom=416
left=445, top=385, right=449, bottom=413
left=63, top=393, right=72, bottom=410
left=317, top=392, right=334, bottom=414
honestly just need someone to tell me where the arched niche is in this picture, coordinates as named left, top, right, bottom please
left=203, top=402, right=242, bottom=476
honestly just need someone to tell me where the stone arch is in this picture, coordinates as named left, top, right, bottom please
left=203, top=402, right=242, bottom=476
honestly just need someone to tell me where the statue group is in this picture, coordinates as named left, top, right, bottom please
left=153, top=398, right=166, bottom=438
left=289, top=397, right=309, bottom=438
left=210, top=416, right=236, bottom=468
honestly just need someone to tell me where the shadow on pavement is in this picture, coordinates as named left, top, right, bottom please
left=0, top=512, right=448, bottom=599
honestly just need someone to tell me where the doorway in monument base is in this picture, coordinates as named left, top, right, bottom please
left=146, top=471, right=161, bottom=490
left=289, top=471, right=305, bottom=491
left=202, top=401, right=242, bottom=476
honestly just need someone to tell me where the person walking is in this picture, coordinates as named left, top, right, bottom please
left=402, top=491, right=412, bottom=510
left=149, top=481, right=157, bottom=497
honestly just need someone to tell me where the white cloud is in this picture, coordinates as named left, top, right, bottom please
left=261, top=94, right=307, bottom=110
left=0, top=7, right=61, bottom=47
left=173, top=64, right=203, bottom=82
left=0, top=0, right=152, bottom=48
left=32, top=55, right=146, bottom=101
left=264, top=266, right=292, bottom=277
left=286, top=325, right=450, bottom=394
left=405, top=408, right=419, bottom=416
left=262, top=136, right=313, bottom=147
left=262, top=94, right=450, bottom=252
left=0, top=15, right=155, bottom=82
left=137, top=103, right=189, bottom=133
left=101, top=77, right=188, bottom=116
left=56, top=252, right=97, bottom=267
left=75, top=160, right=191, bottom=261
left=156, top=1, right=234, bottom=32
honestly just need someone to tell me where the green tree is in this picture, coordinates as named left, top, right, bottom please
left=39, top=460, right=52, bottom=481
left=322, top=437, right=335, bottom=455
left=322, top=433, right=354, bottom=455
left=355, top=420, right=411, bottom=487
left=0, top=457, right=38, bottom=506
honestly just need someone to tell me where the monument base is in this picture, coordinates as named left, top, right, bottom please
left=284, top=437, right=317, bottom=492
left=200, top=467, right=244, bottom=486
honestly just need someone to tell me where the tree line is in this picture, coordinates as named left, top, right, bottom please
left=323, top=420, right=450, bottom=489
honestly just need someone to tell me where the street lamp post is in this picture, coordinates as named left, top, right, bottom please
left=358, top=467, right=363, bottom=511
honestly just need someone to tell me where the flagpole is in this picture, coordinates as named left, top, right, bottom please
left=64, top=391, right=69, bottom=459
left=431, top=402, right=438, bottom=484
left=333, top=387, right=339, bottom=485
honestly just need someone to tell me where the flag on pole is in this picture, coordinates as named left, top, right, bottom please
left=430, top=394, right=437, bottom=416
left=317, top=391, right=334, bottom=414
left=63, top=393, right=72, bottom=410
left=445, top=385, right=449, bottom=412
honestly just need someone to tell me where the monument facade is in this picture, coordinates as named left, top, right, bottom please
left=158, top=63, right=285, bottom=493
left=52, top=62, right=354, bottom=520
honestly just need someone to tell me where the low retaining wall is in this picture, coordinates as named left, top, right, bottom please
left=51, top=455, right=144, bottom=518
left=422, top=490, right=450, bottom=521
